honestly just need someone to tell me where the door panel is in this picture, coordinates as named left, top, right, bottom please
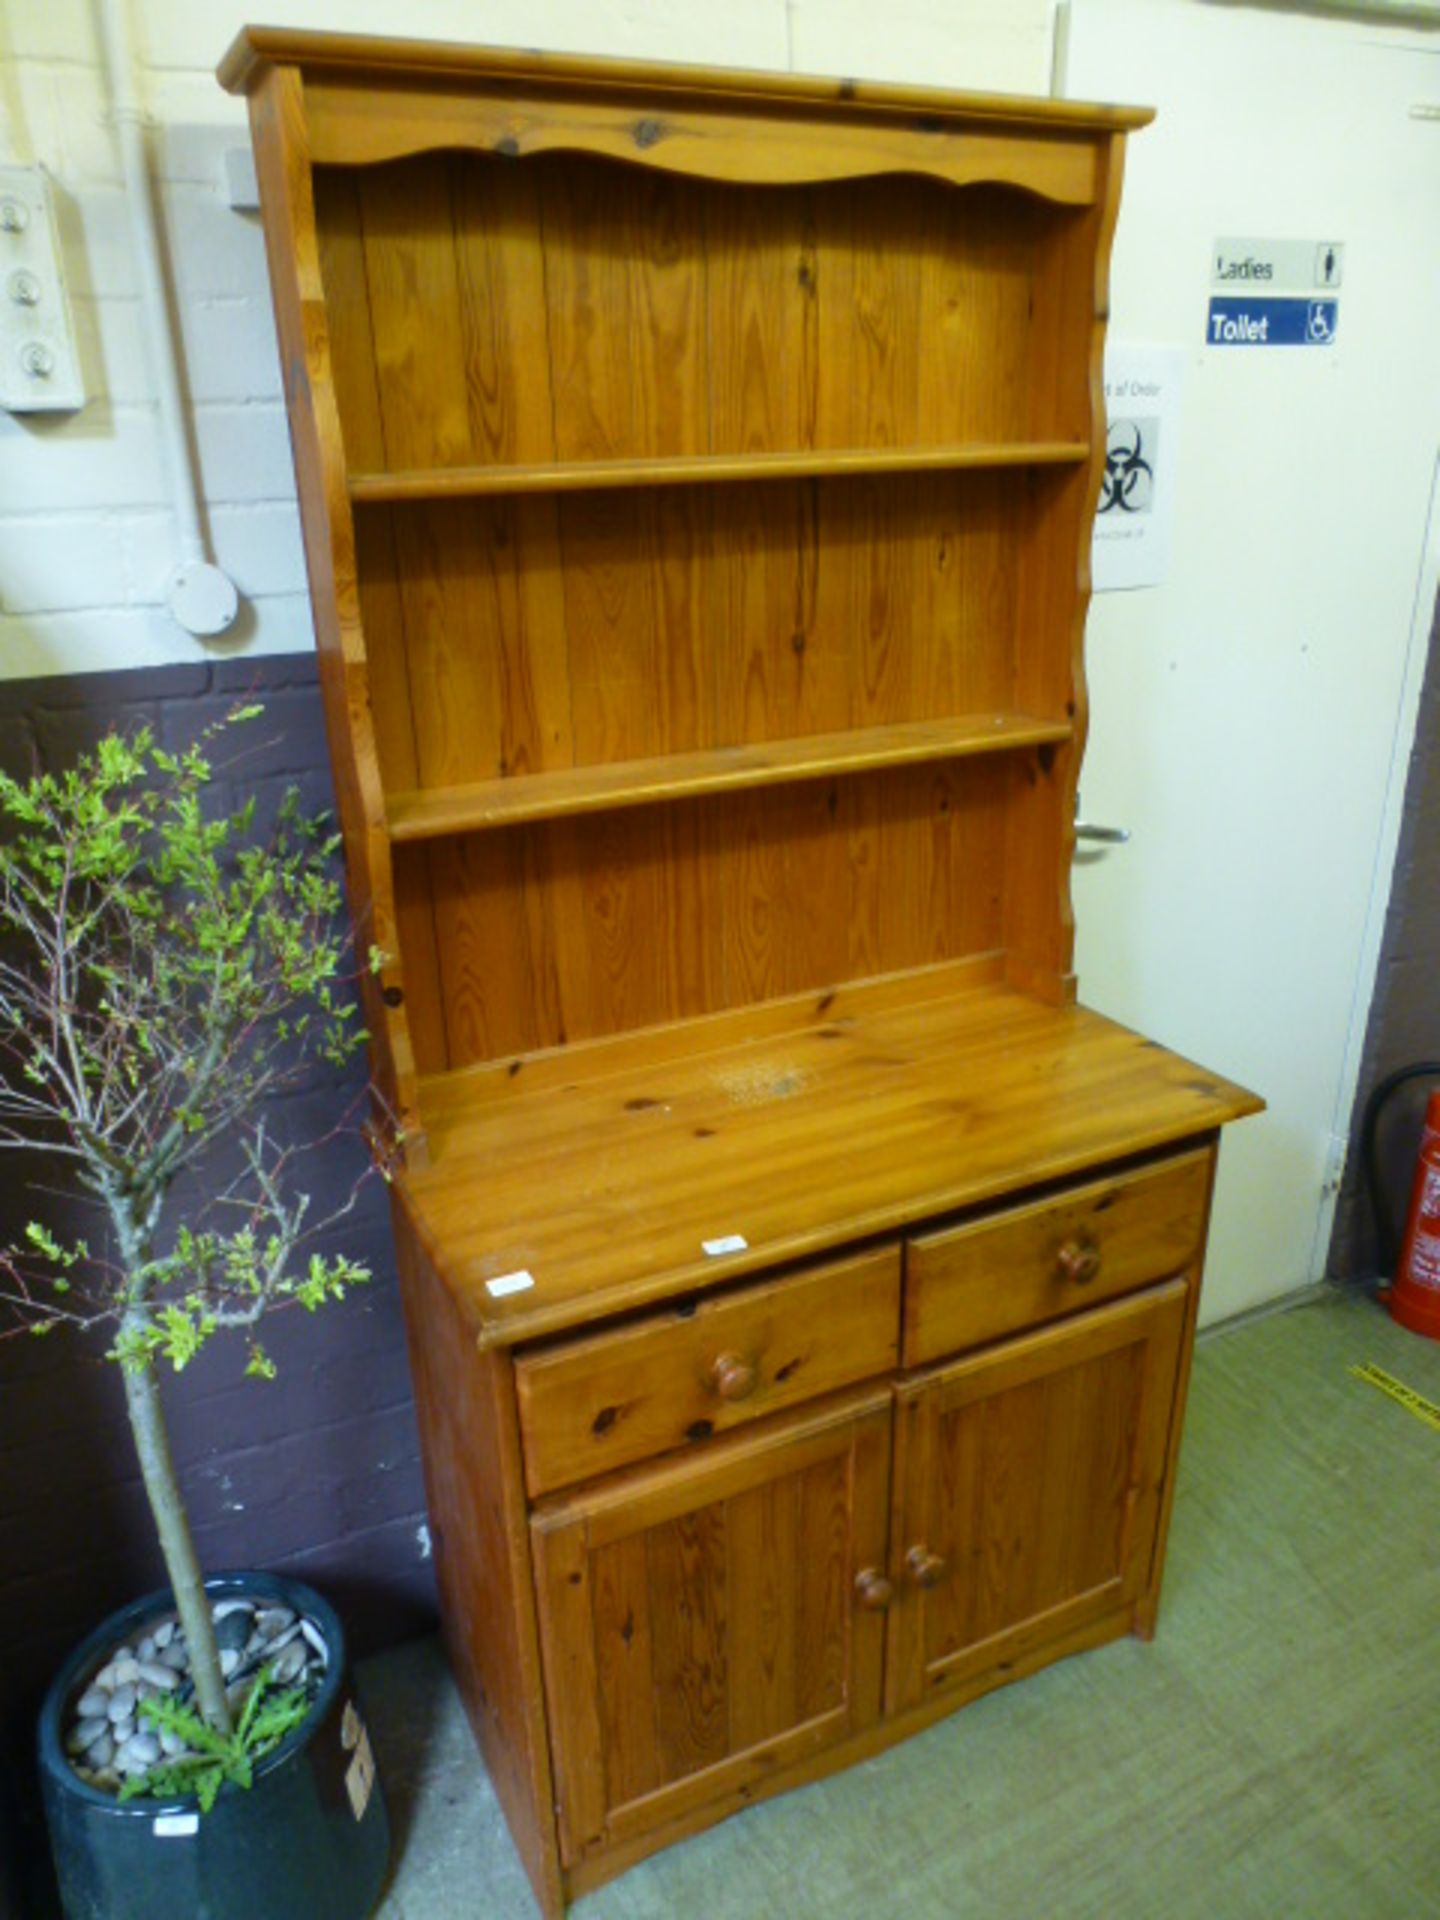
left=531, top=1386, right=891, bottom=1864
left=887, top=1280, right=1186, bottom=1712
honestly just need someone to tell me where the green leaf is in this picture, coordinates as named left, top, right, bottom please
left=125, top=1663, right=313, bottom=1812
left=156, top=1301, right=217, bottom=1371
left=0, top=707, right=381, bottom=1387
left=138, top=1690, right=231, bottom=1760
left=235, top=1662, right=272, bottom=1745
left=24, top=1222, right=86, bottom=1267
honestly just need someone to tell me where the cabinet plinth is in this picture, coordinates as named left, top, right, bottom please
left=225, top=28, right=1257, bottom=1916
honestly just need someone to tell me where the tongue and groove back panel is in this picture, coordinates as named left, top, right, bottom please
left=305, top=147, right=1102, bottom=1075
left=316, top=159, right=1087, bottom=463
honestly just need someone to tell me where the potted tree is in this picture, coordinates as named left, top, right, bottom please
left=0, top=711, right=391, bottom=1919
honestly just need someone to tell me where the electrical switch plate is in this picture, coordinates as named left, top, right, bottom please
left=222, top=146, right=260, bottom=212
left=0, top=164, right=85, bottom=413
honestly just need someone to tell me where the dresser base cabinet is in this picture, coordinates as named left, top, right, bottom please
left=220, top=29, right=1263, bottom=1915
left=392, top=1131, right=1233, bottom=1916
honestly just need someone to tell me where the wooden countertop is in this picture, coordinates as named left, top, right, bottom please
left=395, top=963, right=1262, bottom=1348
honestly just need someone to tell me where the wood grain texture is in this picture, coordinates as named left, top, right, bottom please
left=1005, top=138, right=1126, bottom=1005
left=886, top=1279, right=1187, bottom=1713
left=400, top=977, right=1260, bottom=1347
left=310, top=174, right=452, bottom=1078
left=305, top=132, right=1098, bottom=1076
left=245, top=67, right=423, bottom=1148
left=903, top=1146, right=1214, bottom=1364
left=357, top=458, right=1035, bottom=822
left=563, top=1596, right=1137, bottom=1902
left=385, top=713, right=1071, bottom=840
left=421, top=953, right=1000, bottom=1107
left=409, top=758, right=1012, bottom=1065
left=390, top=1199, right=564, bottom=1918
left=451, top=158, right=556, bottom=465
left=515, top=1245, right=900, bottom=1495
left=355, top=463, right=1037, bottom=1068
left=354, top=496, right=573, bottom=788
left=348, top=440, right=1088, bottom=501
left=330, top=147, right=1090, bottom=478
left=1134, top=1144, right=1220, bottom=1639
left=220, top=30, right=1154, bottom=134
left=334, top=150, right=1081, bottom=475
left=300, top=79, right=1105, bottom=202
left=530, top=1388, right=890, bottom=1862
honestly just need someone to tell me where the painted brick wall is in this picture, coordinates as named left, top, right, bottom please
left=0, top=0, right=1052, bottom=681
left=1329, top=596, right=1440, bottom=1285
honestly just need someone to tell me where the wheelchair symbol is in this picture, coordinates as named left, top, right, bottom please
left=1306, top=300, right=1337, bottom=345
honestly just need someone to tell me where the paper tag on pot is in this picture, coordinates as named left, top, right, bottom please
left=153, top=1813, right=199, bottom=1838
left=702, top=1233, right=747, bottom=1257
left=345, top=1726, right=376, bottom=1822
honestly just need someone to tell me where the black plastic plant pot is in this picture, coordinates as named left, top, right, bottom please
left=38, top=1571, right=390, bottom=1920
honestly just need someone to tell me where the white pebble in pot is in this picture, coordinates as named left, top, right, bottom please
left=105, top=1686, right=136, bottom=1724
left=272, top=1642, right=307, bottom=1684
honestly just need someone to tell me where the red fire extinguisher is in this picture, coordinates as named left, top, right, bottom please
left=1387, top=1088, right=1440, bottom=1341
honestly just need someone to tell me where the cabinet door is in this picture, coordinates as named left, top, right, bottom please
left=886, top=1280, right=1187, bottom=1713
left=531, top=1386, right=892, bottom=1866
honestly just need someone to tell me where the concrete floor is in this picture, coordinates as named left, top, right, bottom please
left=360, top=1287, right=1440, bottom=1919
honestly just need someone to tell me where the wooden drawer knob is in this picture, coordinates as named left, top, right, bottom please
left=709, top=1351, right=758, bottom=1402
left=905, top=1544, right=948, bottom=1590
left=1056, top=1238, right=1102, bottom=1286
left=854, top=1568, right=893, bottom=1611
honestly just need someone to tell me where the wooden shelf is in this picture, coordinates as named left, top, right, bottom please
left=385, top=712, right=1073, bottom=842
left=349, top=440, right=1090, bottom=504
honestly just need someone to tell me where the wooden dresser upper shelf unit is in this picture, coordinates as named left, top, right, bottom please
left=224, top=29, right=1261, bottom=1916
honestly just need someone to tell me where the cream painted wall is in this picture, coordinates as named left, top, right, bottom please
left=1066, top=0, right=1440, bottom=1321
left=0, top=0, right=1050, bottom=677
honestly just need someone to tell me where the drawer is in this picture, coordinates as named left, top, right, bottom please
left=514, top=1245, right=900, bottom=1496
left=903, top=1148, right=1212, bottom=1366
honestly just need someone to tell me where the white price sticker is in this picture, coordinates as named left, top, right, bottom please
left=153, top=1813, right=199, bottom=1838
left=485, top=1269, right=535, bottom=1298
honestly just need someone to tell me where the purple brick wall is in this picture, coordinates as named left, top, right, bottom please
left=0, top=657, right=435, bottom=1890
left=1329, top=594, right=1440, bottom=1284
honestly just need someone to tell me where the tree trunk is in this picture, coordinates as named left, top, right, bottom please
left=119, top=1338, right=234, bottom=1734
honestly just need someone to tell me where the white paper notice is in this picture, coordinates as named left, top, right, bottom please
left=1093, top=345, right=1184, bottom=592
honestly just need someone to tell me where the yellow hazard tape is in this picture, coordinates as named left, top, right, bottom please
left=1350, top=1362, right=1440, bottom=1433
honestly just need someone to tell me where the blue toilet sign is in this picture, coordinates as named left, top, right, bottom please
left=1206, top=295, right=1339, bottom=347
left=1206, top=237, right=1342, bottom=348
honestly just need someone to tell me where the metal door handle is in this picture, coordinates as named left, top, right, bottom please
left=1075, top=822, right=1131, bottom=844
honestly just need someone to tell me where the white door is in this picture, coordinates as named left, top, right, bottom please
left=1065, top=0, right=1440, bottom=1320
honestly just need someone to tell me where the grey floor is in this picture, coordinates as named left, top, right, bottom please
left=360, top=1287, right=1440, bottom=1918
